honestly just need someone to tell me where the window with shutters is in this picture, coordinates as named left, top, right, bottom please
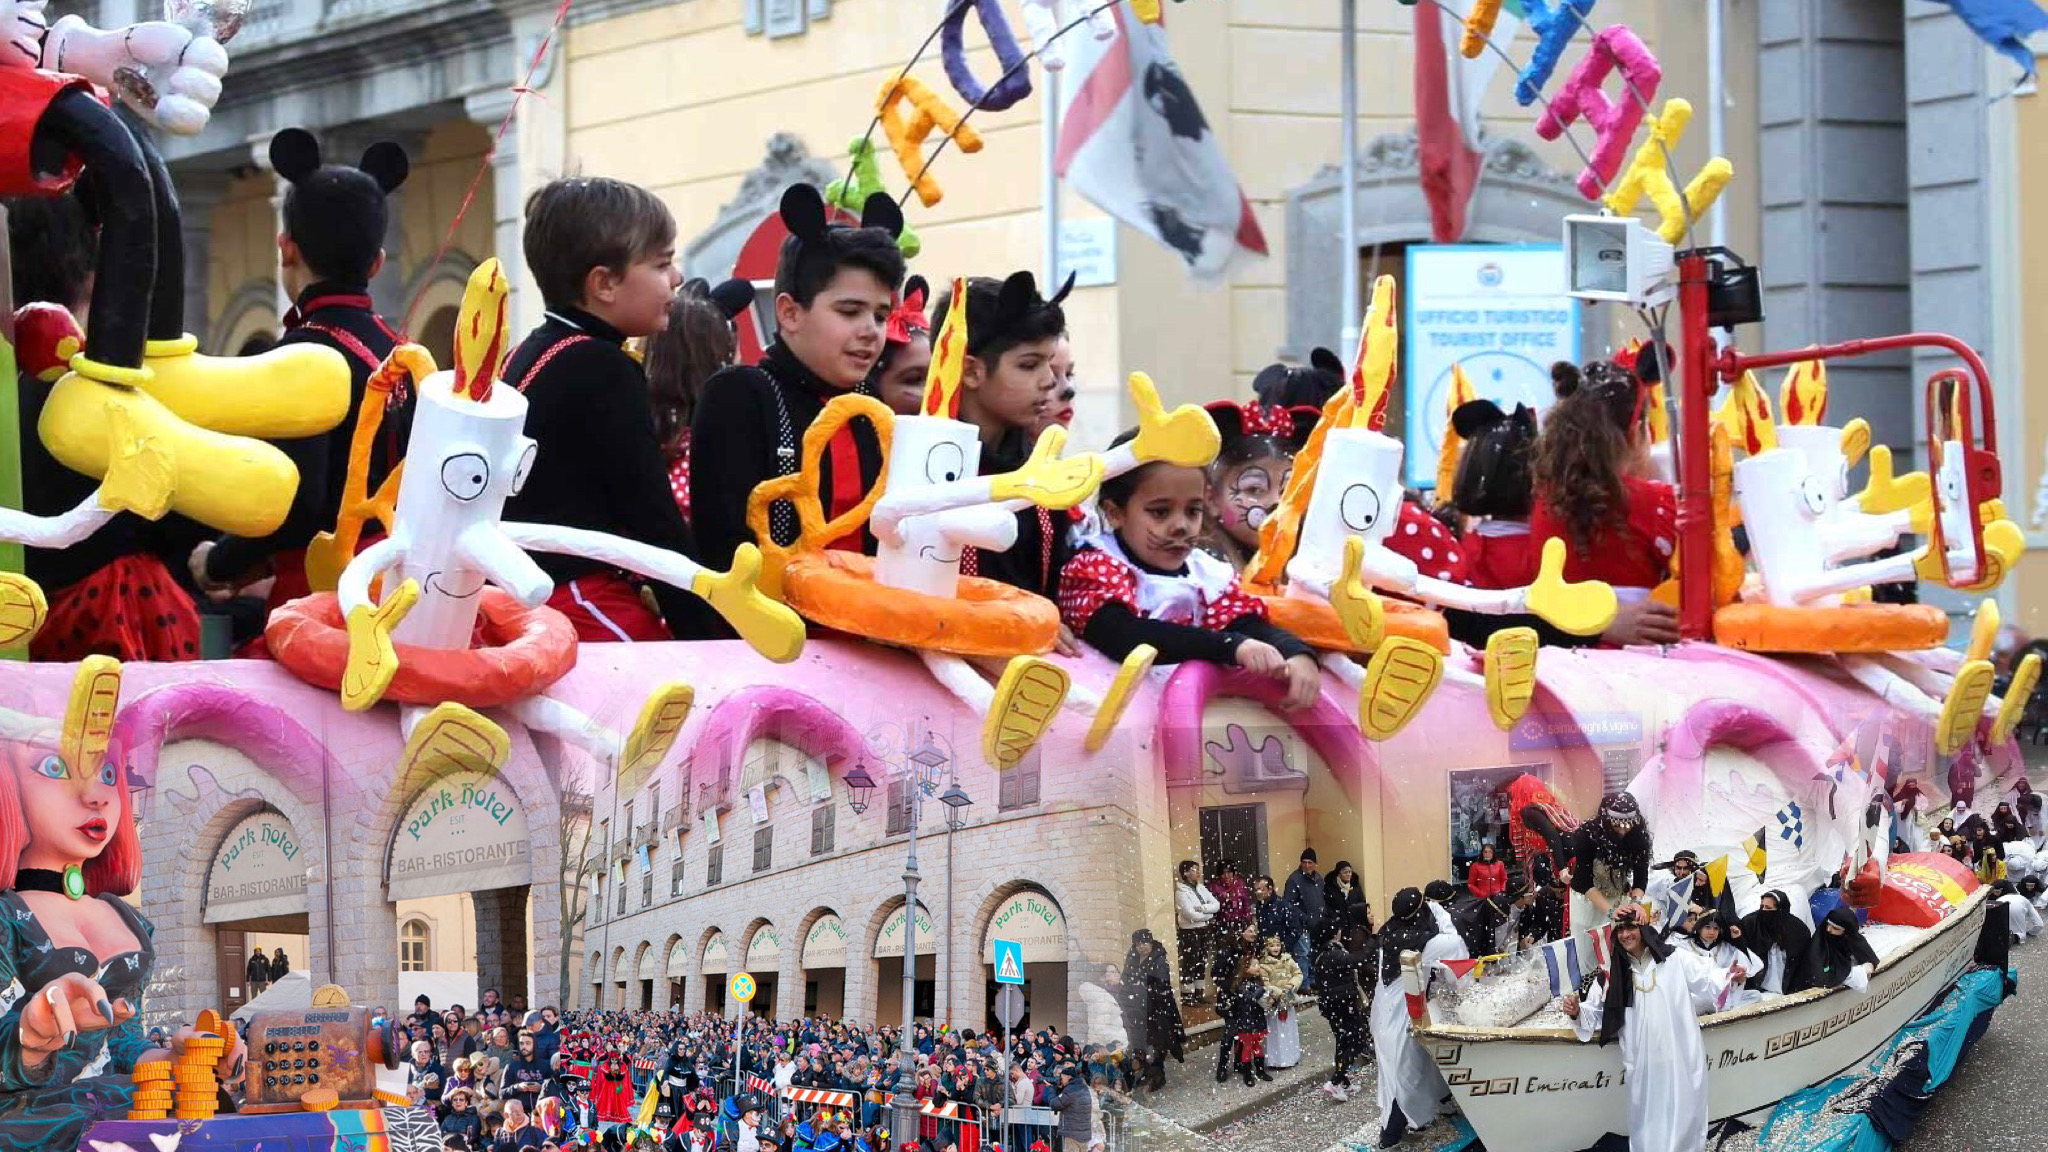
left=642, top=867, right=653, bottom=907
left=707, top=845, right=724, bottom=887
left=616, top=875, right=627, bottom=915
left=754, top=826, right=774, bottom=873
left=998, top=749, right=1042, bottom=811
left=811, top=805, right=835, bottom=856
left=400, top=920, right=429, bottom=972
left=672, top=855, right=686, bottom=896
left=884, top=779, right=912, bottom=835
left=591, top=877, right=603, bottom=925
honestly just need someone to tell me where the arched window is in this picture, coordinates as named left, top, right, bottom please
left=400, top=919, right=430, bottom=972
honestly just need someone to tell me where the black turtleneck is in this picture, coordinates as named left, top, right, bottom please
left=688, top=340, right=885, bottom=574
left=500, top=306, right=718, bottom=639
left=206, top=280, right=406, bottom=584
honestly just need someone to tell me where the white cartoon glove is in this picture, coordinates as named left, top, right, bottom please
left=45, top=14, right=229, bottom=135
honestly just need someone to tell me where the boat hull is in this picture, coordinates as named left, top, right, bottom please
left=1414, top=891, right=1989, bottom=1152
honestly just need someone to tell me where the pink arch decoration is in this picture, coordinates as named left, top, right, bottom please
left=689, top=687, right=867, bottom=806
left=1657, top=697, right=1824, bottom=798
left=111, top=682, right=338, bottom=798
left=1155, top=662, right=1370, bottom=786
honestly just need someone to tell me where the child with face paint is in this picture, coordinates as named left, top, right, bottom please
left=1199, top=401, right=1316, bottom=571
left=866, top=275, right=933, bottom=417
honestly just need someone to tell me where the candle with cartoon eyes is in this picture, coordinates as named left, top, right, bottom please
left=0, top=658, right=244, bottom=1149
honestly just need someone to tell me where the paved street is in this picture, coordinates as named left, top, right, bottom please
left=1116, top=939, right=2039, bottom=1152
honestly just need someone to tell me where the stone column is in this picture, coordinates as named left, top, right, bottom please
left=474, top=885, right=532, bottom=1010
left=169, top=167, right=230, bottom=350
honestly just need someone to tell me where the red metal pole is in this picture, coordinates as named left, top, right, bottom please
left=1676, top=253, right=1715, bottom=643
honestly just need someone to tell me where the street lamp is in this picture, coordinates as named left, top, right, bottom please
left=843, top=731, right=971, bottom=1147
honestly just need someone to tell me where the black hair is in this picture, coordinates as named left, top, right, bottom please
left=4, top=194, right=96, bottom=310
left=772, top=183, right=906, bottom=308
left=1451, top=399, right=1538, bottom=519
left=1252, top=347, right=1344, bottom=409
left=1099, top=428, right=1166, bottom=509
left=523, top=176, right=676, bottom=311
left=270, top=128, right=409, bottom=287
left=930, top=271, right=1070, bottom=367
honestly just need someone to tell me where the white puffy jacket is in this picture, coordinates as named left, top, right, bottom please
left=1176, top=881, right=1219, bottom=929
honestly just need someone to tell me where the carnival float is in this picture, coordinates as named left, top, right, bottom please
left=0, top=1, right=2035, bottom=1151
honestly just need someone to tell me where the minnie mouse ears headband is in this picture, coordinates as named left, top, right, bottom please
left=268, top=127, right=410, bottom=193
left=1450, top=398, right=1537, bottom=440
left=886, top=274, right=931, bottom=345
left=1205, top=400, right=1317, bottom=450
left=780, top=182, right=904, bottom=242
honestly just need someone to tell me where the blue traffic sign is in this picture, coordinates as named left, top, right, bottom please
left=992, top=938, right=1025, bottom=985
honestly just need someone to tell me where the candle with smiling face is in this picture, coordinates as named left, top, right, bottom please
left=871, top=412, right=994, bottom=597
left=1288, top=428, right=1405, bottom=589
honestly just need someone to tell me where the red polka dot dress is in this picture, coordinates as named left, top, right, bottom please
left=1382, top=501, right=1469, bottom=584
left=1059, top=545, right=1270, bottom=634
left=667, top=433, right=692, bottom=523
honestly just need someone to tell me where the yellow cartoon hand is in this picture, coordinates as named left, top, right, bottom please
left=989, top=426, right=1105, bottom=510
left=1328, top=536, right=1386, bottom=651
left=1524, top=537, right=1618, bottom=637
left=0, top=572, right=48, bottom=648
left=1854, top=445, right=1930, bottom=517
left=96, top=405, right=176, bottom=519
left=692, top=543, right=806, bottom=664
left=1957, top=519, right=2024, bottom=592
left=1127, top=372, right=1221, bottom=467
left=341, top=578, right=419, bottom=712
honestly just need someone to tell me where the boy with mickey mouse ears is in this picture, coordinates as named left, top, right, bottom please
left=192, top=126, right=414, bottom=623
left=689, top=184, right=908, bottom=576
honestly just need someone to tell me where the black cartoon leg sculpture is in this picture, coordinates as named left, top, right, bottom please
left=32, top=87, right=156, bottom=371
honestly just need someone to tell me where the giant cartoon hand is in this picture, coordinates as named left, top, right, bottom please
left=95, top=405, right=175, bottom=519
left=990, top=425, right=1104, bottom=510
left=45, top=14, right=229, bottom=135
left=1523, top=537, right=1619, bottom=638
left=1328, top=536, right=1386, bottom=651
left=1126, top=372, right=1221, bottom=467
left=342, top=578, right=420, bottom=712
left=17, top=972, right=136, bottom=1066
left=1852, top=445, right=1930, bottom=524
left=0, top=1, right=46, bottom=68
left=690, top=543, right=806, bottom=664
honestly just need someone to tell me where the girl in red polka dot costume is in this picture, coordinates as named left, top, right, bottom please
left=1061, top=431, right=1324, bottom=711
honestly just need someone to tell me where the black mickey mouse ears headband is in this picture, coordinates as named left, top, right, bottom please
left=779, top=182, right=904, bottom=242
left=968, top=269, right=1074, bottom=358
left=268, top=127, right=409, bottom=193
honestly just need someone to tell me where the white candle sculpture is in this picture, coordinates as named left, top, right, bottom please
left=1262, top=275, right=1617, bottom=737
left=332, top=259, right=802, bottom=774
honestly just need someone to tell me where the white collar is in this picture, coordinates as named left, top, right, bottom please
left=1085, top=531, right=1238, bottom=625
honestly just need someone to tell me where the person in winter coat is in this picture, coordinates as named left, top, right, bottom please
left=1220, top=958, right=1273, bottom=1087
left=1465, top=843, right=1508, bottom=900
left=1045, top=1065, right=1095, bottom=1152
left=1118, top=930, right=1183, bottom=1092
left=1324, top=861, right=1372, bottom=936
left=246, top=949, right=272, bottom=999
left=1209, top=918, right=1264, bottom=1034
left=1174, top=861, right=1220, bottom=1004
left=1283, top=849, right=1326, bottom=987
left=1253, top=875, right=1298, bottom=946
left=1210, top=863, right=1255, bottom=943
left=1312, top=922, right=1374, bottom=1102
left=269, top=947, right=291, bottom=981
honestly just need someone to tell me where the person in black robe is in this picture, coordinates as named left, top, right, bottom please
left=1312, top=922, right=1375, bottom=1102
left=1736, top=889, right=1813, bottom=994
left=1795, top=907, right=1880, bottom=992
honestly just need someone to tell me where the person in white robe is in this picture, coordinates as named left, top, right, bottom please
left=1990, top=880, right=2044, bottom=941
left=1562, top=906, right=1740, bottom=1152
left=1255, top=936, right=1305, bottom=1070
left=1371, top=888, right=1467, bottom=1146
left=1645, top=851, right=1703, bottom=928
left=1890, top=782, right=1933, bottom=854
left=1676, top=912, right=1762, bottom=1011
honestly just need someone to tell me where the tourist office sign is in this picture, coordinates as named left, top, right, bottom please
left=388, top=769, right=533, bottom=901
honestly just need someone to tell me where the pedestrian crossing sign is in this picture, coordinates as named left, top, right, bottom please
left=993, top=938, right=1025, bottom=985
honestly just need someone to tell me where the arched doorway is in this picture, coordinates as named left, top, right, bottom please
left=872, top=900, right=935, bottom=1025
left=635, top=941, right=659, bottom=1011
left=386, top=769, right=536, bottom=1011
left=666, top=936, right=689, bottom=1009
left=701, top=930, right=730, bottom=1015
left=980, top=888, right=1069, bottom=1036
left=743, top=923, right=781, bottom=1019
left=800, top=911, right=846, bottom=1018
left=588, top=949, right=605, bottom=1009
left=204, top=808, right=308, bottom=1012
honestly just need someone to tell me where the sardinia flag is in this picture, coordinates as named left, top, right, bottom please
left=1414, top=2, right=1522, bottom=241
left=1055, top=3, right=1268, bottom=280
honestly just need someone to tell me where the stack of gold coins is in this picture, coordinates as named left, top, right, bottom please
left=174, top=1031, right=226, bottom=1121
left=127, top=1061, right=172, bottom=1120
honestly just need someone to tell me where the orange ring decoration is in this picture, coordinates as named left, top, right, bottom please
left=1710, top=602, right=1951, bottom=654
left=266, top=589, right=577, bottom=707
left=746, top=393, right=896, bottom=599
left=1245, top=583, right=1451, bottom=655
left=782, top=550, right=1058, bottom=657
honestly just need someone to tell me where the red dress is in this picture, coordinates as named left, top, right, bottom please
left=1382, top=501, right=1468, bottom=584
left=1460, top=523, right=1536, bottom=590
left=32, top=554, right=202, bottom=663
left=591, top=1053, right=636, bottom=1124
left=1057, top=543, right=1268, bottom=635
left=667, top=433, right=692, bottom=523
left=1527, top=475, right=1676, bottom=592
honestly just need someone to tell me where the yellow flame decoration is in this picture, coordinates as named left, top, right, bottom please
left=1779, top=361, right=1828, bottom=428
left=1715, top=370, right=1778, bottom=456
left=1346, top=275, right=1400, bottom=431
left=453, top=258, right=511, bottom=401
left=1434, top=363, right=1477, bottom=497
left=922, top=276, right=970, bottom=419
